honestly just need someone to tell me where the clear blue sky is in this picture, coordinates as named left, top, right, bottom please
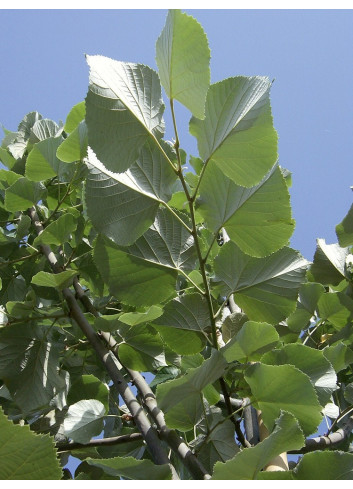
left=1, top=9, right=352, bottom=261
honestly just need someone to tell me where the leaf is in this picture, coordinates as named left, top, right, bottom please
left=323, top=343, right=353, bottom=373
left=198, top=165, right=294, bottom=257
left=0, top=407, right=62, bottom=479
left=221, top=312, right=248, bottom=343
left=336, top=203, right=353, bottom=247
left=212, top=412, right=304, bottom=480
left=310, top=238, right=350, bottom=286
left=56, top=121, right=88, bottom=163
left=125, top=207, right=196, bottom=271
left=164, top=393, right=203, bottom=431
left=213, top=241, right=308, bottom=324
left=156, top=9, right=210, bottom=118
left=118, top=323, right=167, bottom=371
left=153, top=293, right=211, bottom=332
left=84, top=142, right=177, bottom=246
left=189, top=76, right=277, bottom=187
left=85, top=456, right=172, bottom=480
left=155, top=325, right=206, bottom=355
left=67, top=375, right=109, bottom=411
left=244, top=363, right=322, bottom=436
left=0, top=324, right=65, bottom=413
left=261, top=343, right=337, bottom=407
left=317, top=291, right=353, bottom=329
left=86, top=55, right=164, bottom=173
left=31, top=270, right=77, bottom=290
left=64, top=101, right=86, bottom=133
left=196, top=407, right=239, bottom=472
left=63, top=399, right=105, bottom=444
left=4, top=177, right=46, bottom=211
left=119, top=305, right=163, bottom=326
left=222, top=321, right=279, bottom=363
left=33, top=213, right=77, bottom=246
left=26, top=136, right=67, bottom=181
left=156, top=350, right=227, bottom=412
left=287, top=282, right=325, bottom=332
left=94, top=235, right=177, bottom=307
left=93, top=314, right=122, bottom=333
left=30, top=118, right=61, bottom=142
left=293, top=451, right=353, bottom=480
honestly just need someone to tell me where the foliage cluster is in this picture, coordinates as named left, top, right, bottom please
left=0, top=9, right=353, bottom=480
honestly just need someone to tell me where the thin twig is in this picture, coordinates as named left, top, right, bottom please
left=57, top=433, right=143, bottom=452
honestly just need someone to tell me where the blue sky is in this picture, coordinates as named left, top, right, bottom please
left=0, top=8, right=352, bottom=261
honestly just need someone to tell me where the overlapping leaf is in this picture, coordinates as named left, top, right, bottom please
left=245, top=363, right=322, bottom=435
left=84, top=142, right=177, bottom=246
left=63, top=399, right=106, bottom=444
left=86, top=55, right=165, bottom=173
left=156, top=9, right=210, bottom=118
left=85, top=456, right=172, bottom=480
left=310, top=238, right=350, bottom=286
left=0, top=324, right=66, bottom=413
left=0, top=407, right=62, bottom=479
left=261, top=343, right=337, bottom=407
left=212, top=412, right=304, bottom=480
left=213, top=241, right=308, bottom=324
left=198, top=165, right=294, bottom=257
left=190, top=76, right=277, bottom=187
left=336, top=203, right=353, bottom=247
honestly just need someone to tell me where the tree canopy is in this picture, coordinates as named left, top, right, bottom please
left=0, top=9, right=352, bottom=480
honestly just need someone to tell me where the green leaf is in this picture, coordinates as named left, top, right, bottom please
left=33, top=213, right=77, bottom=246
left=63, top=399, right=105, bottom=444
left=0, top=147, right=16, bottom=169
left=5, top=177, right=45, bottom=211
left=84, top=142, right=177, bottom=246
left=118, top=323, right=167, bottom=371
left=67, top=375, right=109, bottom=411
left=336, top=203, right=353, bottom=247
left=189, top=76, right=277, bottom=187
left=317, top=291, right=353, bottom=329
left=31, top=270, right=77, bottom=290
left=212, top=412, right=304, bottom=480
left=85, top=456, right=172, bottom=480
left=156, top=350, right=227, bottom=412
left=221, top=312, right=248, bottom=343
left=198, top=165, right=294, bottom=257
left=156, top=9, right=210, bottom=118
left=164, top=393, right=203, bottom=431
left=56, top=121, right=87, bottom=163
left=310, top=238, right=350, bottom=286
left=293, top=451, right=353, bottom=480
left=245, top=363, right=322, bottom=436
left=344, top=382, right=353, bottom=403
left=222, top=321, right=279, bottom=363
left=213, top=241, right=308, bottom=324
left=287, top=282, right=325, bottom=332
left=119, top=305, right=163, bottom=326
left=94, top=235, right=177, bottom=307
left=196, top=406, right=239, bottom=472
left=16, top=214, right=31, bottom=240
left=86, top=55, right=164, bottom=173
left=323, top=342, right=353, bottom=373
left=64, top=101, right=86, bottom=133
left=0, top=407, right=62, bottom=479
left=154, top=293, right=210, bottom=332
left=0, top=324, right=65, bottom=413
left=93, top=314, right=121, bottom=333
left=26, top=136, right=66, bottom=181
left=155, top=325, right=206, bottom=355
left=261, top=343, right=337, bottom=407
left=30, top=118, right=61, bottom=142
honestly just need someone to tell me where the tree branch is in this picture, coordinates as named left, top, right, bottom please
left=27, top=206, right=178, bottom=479
left=57, top=433, right=143, bottom=452
left=289, top=414, right=353, bottom=454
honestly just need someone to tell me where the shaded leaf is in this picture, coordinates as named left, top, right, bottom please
left=336, top=203, right=353, bottom=247
left=5, top=177, right=45, bottom=211
left=310, top=239, right=350, bottom=286
left=31, top=270, right=77, bottom=290
left=85, top=456, right=172, bottom=480
left=212, top=412, right=304, bottom=480
left=0, top=407, right=62, bottom=479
